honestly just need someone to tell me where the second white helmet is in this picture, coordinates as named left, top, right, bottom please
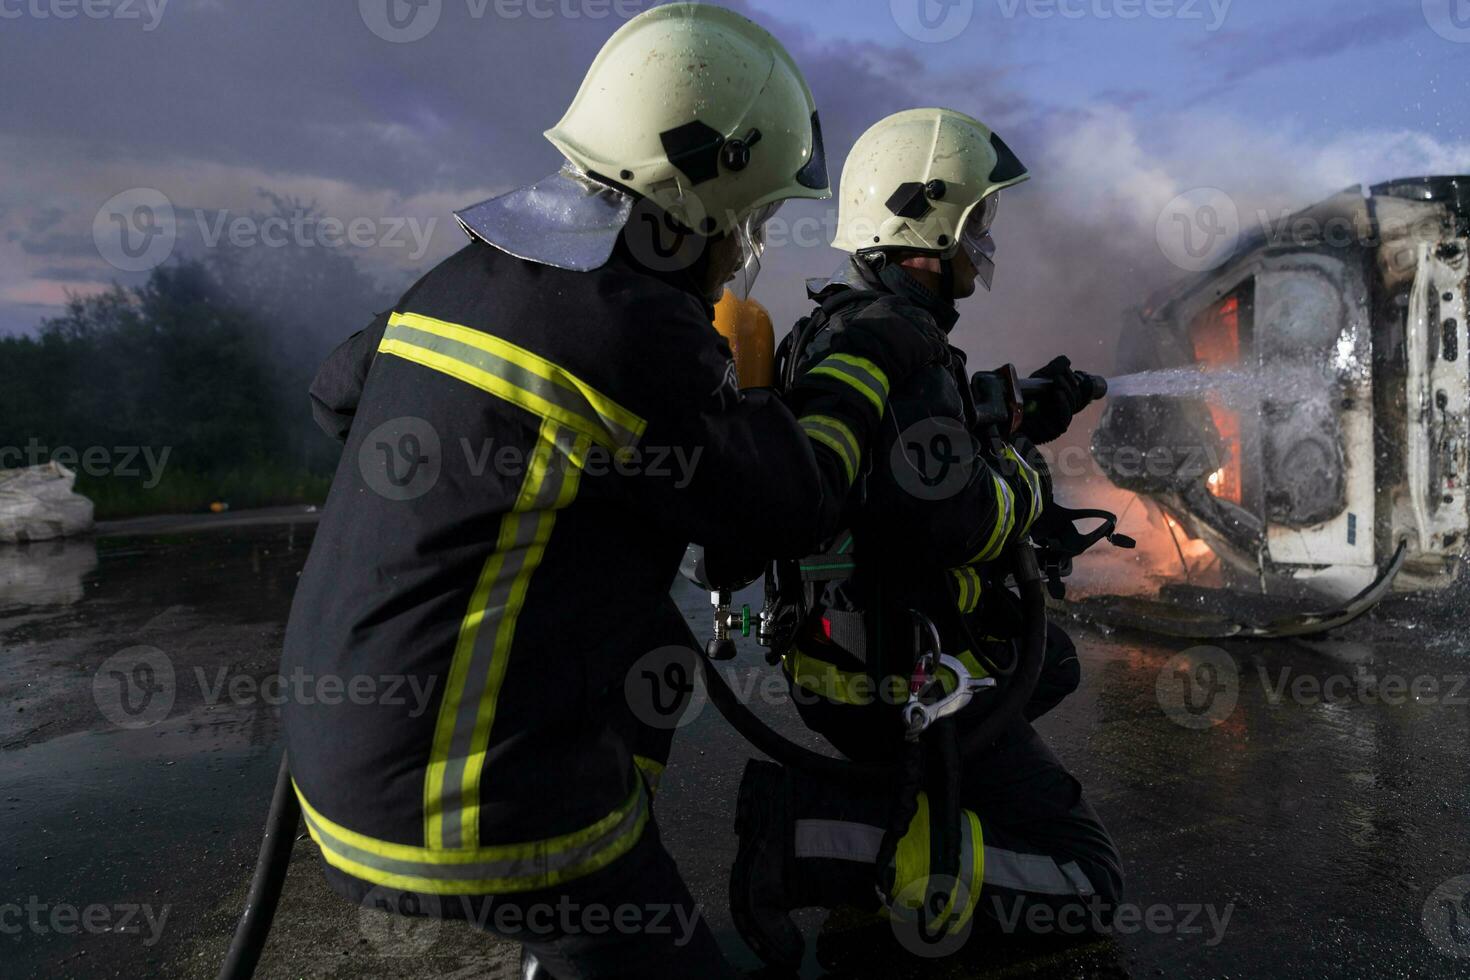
left=832, top=108, right=1029, bottom=287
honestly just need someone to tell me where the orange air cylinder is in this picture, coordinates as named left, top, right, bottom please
left=712, top=289, right=776, bottom=389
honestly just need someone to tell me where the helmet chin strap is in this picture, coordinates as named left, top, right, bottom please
left=869, top=253, right=961, bottom=332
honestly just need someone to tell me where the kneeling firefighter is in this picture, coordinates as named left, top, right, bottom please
left=728, top=108, right=1125, bottom=968
left=278, top=8, right=950, bottom=979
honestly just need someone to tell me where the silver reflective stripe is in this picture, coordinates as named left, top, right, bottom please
left=794, top=819, right=884, bottom=862
left=302, top=783, right=646, bottom=887
left=1061, top=860, right=1097, bottom=897
left=436, top=510, right=539, bottom=848
left=437, top=423, right=580, bottom=849
left=982, top=846, right=1085, bottom=896
left=384, top=318, right=642, bottom=450
left=799, top=415, right=860, bottom=481
left=809, top=354, right=889, bottom=412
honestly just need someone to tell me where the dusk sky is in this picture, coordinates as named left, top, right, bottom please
left=3, top=0, right=1467, bottom=369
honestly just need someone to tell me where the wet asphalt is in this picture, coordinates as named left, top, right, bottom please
left=1, top=512, right=1468, bottom=979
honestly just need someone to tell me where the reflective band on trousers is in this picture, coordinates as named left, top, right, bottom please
left=379, top=311, right=646, bottom=459
left=296, top=779, right=649, bottom=895
left=795, top=794, right=984, bottom=937
left=794, top=813, right=1096, bottom=900
left=425, top=418, right=588, bottom=850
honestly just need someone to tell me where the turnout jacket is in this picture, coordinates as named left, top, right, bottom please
left=781, top=260, right=1045, bottom=737
left=282, top=239, right=912, bottom=902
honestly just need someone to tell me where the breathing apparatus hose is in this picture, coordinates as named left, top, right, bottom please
left=959, top=543, right=1047, bottom=757
left=216, top=752, right=300, bottom=980
left=700, top=542, right=1047, bottom=779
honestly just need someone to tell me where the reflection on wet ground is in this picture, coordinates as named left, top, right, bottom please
left=1, top=518, right=1468, bottom=978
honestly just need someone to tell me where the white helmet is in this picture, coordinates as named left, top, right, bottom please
left=831, top=108, right=1029, bottom=289
left=545, top=3, right=830, bottom=238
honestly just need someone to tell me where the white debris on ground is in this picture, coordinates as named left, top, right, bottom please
left=0, top=462, right=95, bottom=544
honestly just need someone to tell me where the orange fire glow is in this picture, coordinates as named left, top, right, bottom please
left=1190, top=294, right=1243, bottom=505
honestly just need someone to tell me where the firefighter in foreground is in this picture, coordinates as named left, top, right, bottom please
left=729, top=109, right=1125, bottom=968
left=278, top=7, right=948, bottom=978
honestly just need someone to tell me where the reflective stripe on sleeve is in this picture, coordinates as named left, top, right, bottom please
left=968, top=473, right=1016, bottom=563
left=806, top=352, right=890, bottom=414
left=950, top=565, right=983, bottom=614
left=799, top=413, right=862, bottom=484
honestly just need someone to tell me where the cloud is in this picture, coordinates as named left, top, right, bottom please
left=1, top=0, right=1465, bottom=375
left=1189, top=5, right=1425, bottom=88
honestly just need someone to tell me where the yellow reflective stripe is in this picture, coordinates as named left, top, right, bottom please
left=957, top=649, right=989, bottom=681
left=1002, top=445, right=1044, bottom=532
left=425, top=420, right=589, bottom=849
left=379, top=311, right=645, bottom=459
left=782, top=646, right=904, bottom=706
left=887, top=794, right=985, bottom=937
left=950, top=565, right=983, bottom=614
left=808, top=353, right=889, bottom=414
left=891, top=791, right=932, bottom=904
left=800, top=414, right=860, bottom=484
left=969, top=473, right=1016, bottom=563
left=297, top=780, right=648, bottom=895
left=958, top=809, right=985, bottom=930
left=634, top=755, right=665, bottom=797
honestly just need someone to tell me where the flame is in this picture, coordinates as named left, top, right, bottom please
left=1190, top=293, right=1245, bottom=505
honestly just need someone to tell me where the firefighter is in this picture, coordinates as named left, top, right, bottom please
left=280, top=8, right=948, bottom=978
left=730, top=108, right=1124, bottom=969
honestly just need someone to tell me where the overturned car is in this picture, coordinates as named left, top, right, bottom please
left=1094, top=176, right=1470, bottom=605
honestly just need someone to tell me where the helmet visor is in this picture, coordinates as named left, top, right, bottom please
left=958, top=193, right=1000, bottom=291
left=728, top=201, right=783, bottom=300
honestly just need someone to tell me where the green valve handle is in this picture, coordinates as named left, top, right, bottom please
left=739, top=604, right=752, bottom=637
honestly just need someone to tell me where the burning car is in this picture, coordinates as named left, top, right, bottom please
left=1093, top=176, right=1470, bottom=609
